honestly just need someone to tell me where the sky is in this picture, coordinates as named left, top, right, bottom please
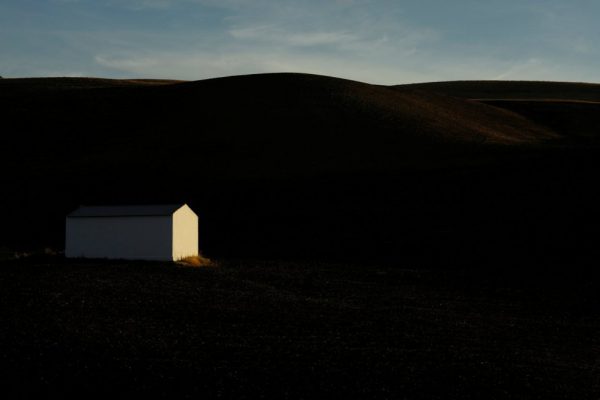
left=1, top=0, right=599, bottom=84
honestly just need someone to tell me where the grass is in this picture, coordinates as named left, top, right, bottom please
left=176, top=254, right=216, bottom=267
left=0, top=258, right=598, bottom=398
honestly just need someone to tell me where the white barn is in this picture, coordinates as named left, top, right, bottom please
left=65, top=204, right=198, bottom=261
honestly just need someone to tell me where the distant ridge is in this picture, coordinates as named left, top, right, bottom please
left=0, top=77, right=180, bottom=94
left=396, top=80, right=600, bottom=102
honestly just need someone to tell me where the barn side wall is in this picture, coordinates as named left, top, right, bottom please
left=65, top=216, right=173, bottom=261
left=172, top=205, right=198, bottom=260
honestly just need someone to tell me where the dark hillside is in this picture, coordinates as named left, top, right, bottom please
left=396, top=80, right=600, bottom=142
left=397, top=80, right=600, bottom=102
left=479, top=100, right=600, bottom=142
left=1, top=73, right=600, bottom=264
left=2, top=75, right=600, bottom=400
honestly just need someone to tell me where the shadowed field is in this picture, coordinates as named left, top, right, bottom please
left=1, top=259, right=599, bottom=399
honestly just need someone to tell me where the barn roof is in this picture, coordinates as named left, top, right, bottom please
left=67, top=204, right=187, bottom=218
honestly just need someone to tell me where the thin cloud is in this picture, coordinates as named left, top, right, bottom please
left=229, top=26, right=358, bottom=47
left=493, top=58, right=546, bottom=80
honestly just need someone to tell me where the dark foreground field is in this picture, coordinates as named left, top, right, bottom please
left=1, top=259, right=599, bottom=399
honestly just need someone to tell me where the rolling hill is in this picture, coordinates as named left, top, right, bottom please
left=1, top=73, right=600, bottom=262
left=397, top=80, right=600, bottom=142
left=2, top=74, right=599, bottom=400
